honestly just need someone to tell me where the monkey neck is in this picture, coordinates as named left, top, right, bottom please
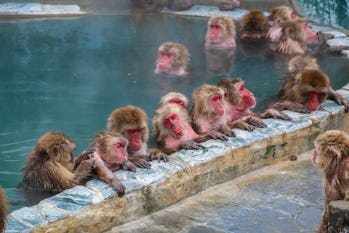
left=127, top=143, right=147, bottom=156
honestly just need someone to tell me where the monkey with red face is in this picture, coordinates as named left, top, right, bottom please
left=191, top=84, right=235, bottom=137
left=74, top=131, right=132, bottom=196
left=312, top=130, right=349, bottom=233
left=217, top=78, right=267, bottom=131
left=270, top=69, right=349, bottom=113
left=155, top=42, right=190, bottom=76
left=205, top=16, right=236, bottom=49
left=153, top=103, right=228, bottom=154
left=108, top=105, right=168, bottom=167
left=267, top=6, right=317, bottom=44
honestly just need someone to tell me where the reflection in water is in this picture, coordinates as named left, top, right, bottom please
left=0, top=14, right=349, bottom=211
left=295, top=0, right=349, bottom=29
left=205, top=47, right=236, bottom=75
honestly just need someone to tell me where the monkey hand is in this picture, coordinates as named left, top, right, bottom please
left=231, top=119, right=255, bottom=131
left=109, top=178, right=125, bottom=197
left=218, top=124, right=236, bottom=137
left=74, top=158, right=95, bottom=183
left=148, top=149, right=169, bottom=163
left=180, top=140, right=204, bottom=150
left=129, top=157, right=151, bottom=169
left=206, top=130, right=229, bottom=141
left=122, top=160, right=137, bottom=172
left=243, top=116, right=267, bottom=128
left=261, top=109, right=292, bottom=120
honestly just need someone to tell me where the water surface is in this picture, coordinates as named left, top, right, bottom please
left=0, top=13, right=348, bottom=211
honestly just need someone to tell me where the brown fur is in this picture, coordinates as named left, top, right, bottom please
left=21, top=132, right=92, bottom=193
left=158, top=92, right=189, bottom=110
left=0, top=188, right=7, bottom=232
left=93, top=131, right=129, bottom=160
left=155, top=103, right=191, bottom=142
left=157, top=42, right=190, bottom=71
left=107, top=105, right=149, bottom=143
left=153, top=92, right=190, bottom=136
left=268, top=5, right=293, bottom=22
left=280, top=18, right=307, bottom=44
left=288, top=54, right=319, bottom=73
left=240, top=10, right=268, bottom=39
left=313, top=130, right=349, bottom=233
left=278, top=69, right=329, bottom=103
left=191, top=84, right=225, bottom=123
left=217, top=77, right=243, bottom=105
left=207, top=16, right=236, bottom=38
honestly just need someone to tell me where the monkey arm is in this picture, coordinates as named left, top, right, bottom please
left=269, top=100, right=310, bottom=113
left=93, top=157, right=125, bottom=197
left=121, top=160, right=137, bottom=172
left=73, top=159, right=94, bottom=184
left=228, top=119, right=255, bottom=131
left=128, top=155, right=151, bottom=169
left=328, top=88, right=349, bottom=112
left=217, top=124, right=236, bottom=137
left=195, top=129, right=228, bottom=142
left=260, top=108, right=292, bottom=120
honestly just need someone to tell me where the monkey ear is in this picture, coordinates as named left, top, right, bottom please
left=50, top=144, right=60, bottom=156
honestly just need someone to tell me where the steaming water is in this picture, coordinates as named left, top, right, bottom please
left=0, top=13, right=349, bottom=211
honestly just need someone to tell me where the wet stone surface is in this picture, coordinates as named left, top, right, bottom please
left=107, top=151, right=323, bottom=233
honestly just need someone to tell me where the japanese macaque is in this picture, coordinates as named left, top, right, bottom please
left=0, top=188, right=7, bottom=233
left=312, top=130, right=349, bottom=233
left=217, top=78, right=267, bottom=131
left=311, top=31, right=349, bottom=55
left=73, top=131, right=132, bottom=196
left=270, top=69, right=349, bottom=113
left=191, top=84, right=235, bottom=137
left=108, top=105, right=168, bottom=167
left=153, top=92, right=190, bottom=136
left=269, top=18, right=309, bottom=55
left=287, top=54, right=319, bottom=74
left=131, top=0, right=240, bottom=11
left=267, top=6, right=317, bottom=43
left=155, top=42, right=190, bottom=76
left=21, top=132, right=94, bottom=193
left=205, top=16, right=236, bottom=49
left=240, top=9, right=269, bottom=40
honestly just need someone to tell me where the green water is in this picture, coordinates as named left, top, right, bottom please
left=0, top=13, right=349, bottom=211
left=295, top=0, right=349, bottom=29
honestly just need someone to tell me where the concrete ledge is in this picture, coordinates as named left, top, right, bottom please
left=329, top=201, right=349, bottom=233
left=4, top=85, right=349, bottom=232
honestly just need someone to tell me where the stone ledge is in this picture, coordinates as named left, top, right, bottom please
left=4, top=84, right=349, bottom=232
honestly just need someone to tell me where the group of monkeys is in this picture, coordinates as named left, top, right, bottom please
left=0, top=5, right=348, bottom=233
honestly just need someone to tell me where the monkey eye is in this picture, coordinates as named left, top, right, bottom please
left=129, top=129, right=142, bottom=134
left=114, top=143, right=123, bottom=148
left=239, top=85, right=245, bottom=91
left=160, top=52, right=174, bottom=58
left=211, top=25, right=221, bottom=30
left=163, top=119, right=171, bottom=128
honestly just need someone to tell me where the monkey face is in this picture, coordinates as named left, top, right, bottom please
left=210, top=94, right=225, bottom=116
left=162, top=113, right=183, bottom=137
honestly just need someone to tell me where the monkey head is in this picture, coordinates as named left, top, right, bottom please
left=288, top=54, right=319, bottom=73
left=33, top=132, right=76, bottom=169
left=240, top=9, right=268, bottom=36
left=206, top=16, right=236, bottom=43
left=156, top=103, right=191, bottom=140
left=217, top=78, right=256, bottom=109
left=107, top=105, right=149, bottom=152
left=280, top=18, right=308, bottom=43
left=192, top=84, right=225, bottom=119
left=313, top=130, right=349, bottom=174
left=155, top=42, right=189, bottom=75
left=268, top=6, right=293, bottom=22
left=293, top=69, right=330, bottom=111
left=159, top=92, right=189, bottom=110
left=93, top=131, right=129, bottom=164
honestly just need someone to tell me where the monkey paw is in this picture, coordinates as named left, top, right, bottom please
left=122, top=160, right=137, bottom=172
left=111, top=181, right=125, bottom=197
left=149, top=153, right=169, bottom=163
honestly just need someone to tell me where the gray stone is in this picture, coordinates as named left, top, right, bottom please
left=116, top=168, right=166, bottom=187
left=35, top=203, right=70, bottom=222
left=148, top=159, right=187, bottom=175
left=4, top=215, right=32, bottom=233
left=263, top=118, right=312, bottom=133
left=9, top=207, right=47, bottom=228
left=174, top=145, right=223, bottom=167
left=321, top=100, right=345, bottom=114
left=326, top=37, right=349, bottom=47
left=343, top=83, right=349, bottom=90
left=323, top=30, right=347, bottom=38
left=283, top=110, right=329, bottom=121
left=341, top=50, right=349, bottom=56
